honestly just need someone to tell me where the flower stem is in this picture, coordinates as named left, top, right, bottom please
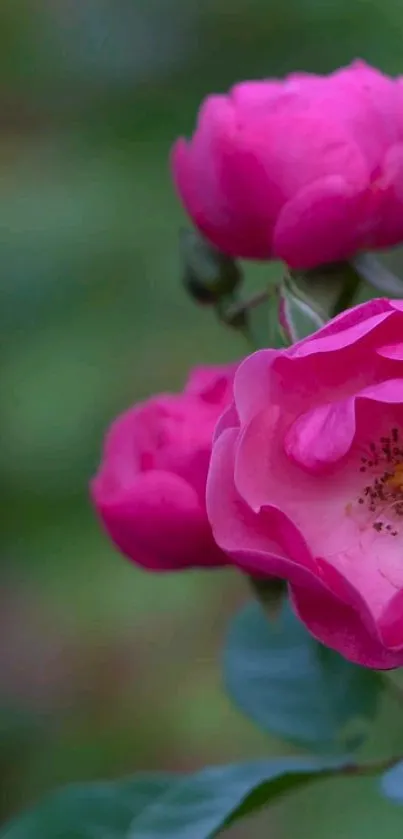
left=219, top=290, right=271, bottom=322
left=217, top=289, right=272, bottom=351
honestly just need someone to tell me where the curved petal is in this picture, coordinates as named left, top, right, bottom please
left=184, top=363, right=236, bottom=400
left=325, top=61, right=401, bottom=172
left=207, top=405, right=403, bottom=665
left=291, top=583, right=403, bottom=669
left=365, top=143, right=403, bottom=249
left=291, top=298, right=392, bottom=348
left=285, top=378, right=403, bottom=473
left=275, top=304, right=401, bottom=408
left=171, top=136, right=239, bottom=256
left=230, top=79, right=290, bottom=112
left=272, top=176, right=365, bottom=269
left=379, top=590, right=403, bottom=649
left=207, top=427, right=319, bottom=580
left=213, top=401, right=239, bottom=444
left=285, top=397, right=356, bottom=473
left=233, top=349, right=280, bottom=425
left=289, top=306, right=393, bottom=358
left=92, top=469, right=227, bottom=571
left=235, top=385, right=403, bottom=623
left=173, top=97, right=277, bottom=258
left=207, top=424, right=389, bottom=656
left=378, top=342, right=403, bottom=361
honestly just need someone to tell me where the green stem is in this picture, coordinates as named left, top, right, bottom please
left=217, top=289, right=272, bottom=351
left=220, top=290, right=271, bottom=322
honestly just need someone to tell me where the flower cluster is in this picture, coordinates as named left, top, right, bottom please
left=92, top=61, right=403, bottom=669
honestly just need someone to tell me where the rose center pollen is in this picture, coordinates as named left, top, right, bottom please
left=356, top=427, right=403, bottom=537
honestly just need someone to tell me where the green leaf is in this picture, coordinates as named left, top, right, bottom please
left=278, top=274, right=327, bottom=343
left=353, top=253, right=403, bottom=296
left=380, top=760, right=403, bottom=805
left=223, top=601, right=382, bottom=751
left=0, top=774, right=172, bottom=839
left=130, top=757, right=349, bottom=837
left=0, top=757, right=349, bottom=839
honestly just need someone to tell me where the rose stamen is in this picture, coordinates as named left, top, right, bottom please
left=355, top=428, right=403, bottom=536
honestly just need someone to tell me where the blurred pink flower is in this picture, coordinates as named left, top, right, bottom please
left=207, top=299, right=403, bottom=668
left=91, top=364, right=236, bottom=570
left=172, top=61, right=403, bottom=269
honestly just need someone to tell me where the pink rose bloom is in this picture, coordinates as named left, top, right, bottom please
left=91, top=364, right=236, bottom=571
left=172, top=60, right=403, bottom=270
left=207, top=299, right=403, bottom=668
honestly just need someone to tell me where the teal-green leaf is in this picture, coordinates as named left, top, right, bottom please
left=0, top=757, right=349, bottom=839
left=0, top=775, right=173, bottom=839
left=223, top=601, right=382, bottom=751
left=353, top=253, right=403, bottom=296
left=130, top=756, right=349, bottom=837
left=278, top=274, right=326, bottom=343
left=380, top=760, right=403, bottom=805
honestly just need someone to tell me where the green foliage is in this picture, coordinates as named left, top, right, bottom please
left=278, top=273, right=327, bottom=343
left=223, top=601, right=382, bottom=751
left=2, top=1, right=403, bottom=836
left=0, top=757, right=350, bottom=839
left=353, top=254, right=403, bottom=297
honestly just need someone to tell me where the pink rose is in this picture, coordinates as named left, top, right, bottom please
left=91, top=364, right=236, bottom=571
left=207, top=299, right=403, bottom=668
left=172, top=61, right=403, bottom=270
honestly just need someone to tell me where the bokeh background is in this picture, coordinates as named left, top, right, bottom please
left=2, top=1, right=403, bottom=835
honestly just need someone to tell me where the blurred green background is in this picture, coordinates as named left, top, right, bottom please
left=2, top=0, right=403, bottom=835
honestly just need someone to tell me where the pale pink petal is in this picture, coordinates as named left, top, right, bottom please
left=233, top=349, right=280, bottom=425
left=274, top=306, right=403, bottom=414
left=207, top=423, right=395, bottom=667
left=235, top=386, right=403, bottom=623
left=213, top=401, right=239, bottom=444
left=288, top=304, right=393, bottom=358
left=292, top=298, right=392, bottom=346
left=285, top=397, right=356, bottom=473
left=206, top=427, right=318, bottom=581
left=377, top=342, right=403, bottom=361
left=234, top=408, right=361, bottom=563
